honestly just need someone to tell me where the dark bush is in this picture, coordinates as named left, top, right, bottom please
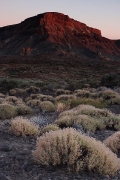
left=100, top=73, right=120, bottom=87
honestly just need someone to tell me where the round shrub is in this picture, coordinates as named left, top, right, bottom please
left=104, top=131, right=120, bottom=154
left=16, top=104, right=32, bottom=115
left=0, top=104, right=17, bottom=119
left=33, top=128, right=120, bottom=175
left=26, top=99, right=41, bottom=107
left=9, top=117, right=40, bottom=136
left=3, top=96, right=23, bottom=106
left=39, top=101, right=55, bottom=112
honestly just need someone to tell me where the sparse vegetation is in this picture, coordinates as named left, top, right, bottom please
left=0, top=104, right=17, bottom=119
left=55, top=94, right=76, bottom=101
left=104, top=132, right=120, bottom=154
left=32, top=128, right=120, bottom=175
left=16, top=104, right=32, bottom=115
left=9, top=117, right=40, bottom=136
left=55, top=105, right=120, bottom=131
left=39, top=101, right=55, bottom=112
left=26, top=99, right=41, bottom=107
left=56, top=102, right=70, bottom=113
left=41, top=124, right=59, bottom=134
left=3, top=96, right=23, bottom=106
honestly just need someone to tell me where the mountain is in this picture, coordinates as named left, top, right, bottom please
left=0, top=12, right=120, bottom=58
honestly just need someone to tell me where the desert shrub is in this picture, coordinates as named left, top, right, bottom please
left=99, top=89, right=119, bottom=100
left=100, top=73, right=120, bottom=87
left=0, top=104, right=17, bottom=119
left=0, top=78, right=21, bottom=91
left=36, top=94, right=54, bottom=102
left=9, top=117, right=39, bottom=136
left=55, top=89, right=65, bottom=96
left=55, top=115, right=76, bottom=127
left=56, top=105, right=120, bottom=131
left=98, top=89, right=120, bottom=105
left=55, top=94, right=76, bottom=101
left=74, top=89, right=90, bottom=98
left=41, top=124, right=59, bottom=134
left=69, top=98, right=107, bottom=109
left=9, top=88, right=26, bottom=96
left=3, top=96, right=23, bottom=106
left=55, top=114, right=105, bottom=132
left=26, top=99, right=41, bottom=108
left=104, top=132, right=120, bottom=154
left=32, top=128, right=120, bottom=175
left=64, top=90, right=72, bottom=94
left=39, top=101, right=55, bottom=112
left=56, top=102, right=70, bottom=113
left=25, top=86, right=40, bottom=93
left=16, top=104, right=32, bottom=115
left=75, top=115, right=105, bottom=132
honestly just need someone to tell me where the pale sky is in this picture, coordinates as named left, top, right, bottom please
left=0, top=0, right=120, bottom=39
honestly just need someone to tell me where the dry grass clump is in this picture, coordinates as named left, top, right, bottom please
left=56, top=102, right=70, bottom=113
left=26, top=99, right=41, bottom=108
left=39, top=101, right=55, bottom=112
left=3, top=96, right=23, bottom=106
left=104, top=132, right=120, bottom=154
left=55, top=94, right=76, bottom=101
left=56, top=105, right=120, bottom=131
left=74, top=89, right=90, bottom=98
left=41, top=124, right=59, bottom=134
left=9, top=117, right=40, bottom=136
left=32, top=128, right=120, bottom=175
left=0, top=104, right=17, bottom=119
left=16, top=104, right=32, bottom=115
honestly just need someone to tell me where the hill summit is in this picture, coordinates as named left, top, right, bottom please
left=0, top=12, right=120, bottom=57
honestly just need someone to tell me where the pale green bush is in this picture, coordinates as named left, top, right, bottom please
left=9, top=117, right=40, bottom=136
left=16, top=104, right=32, bottom=115
left=0, top=104, right=17, bottom=119
left=32, top=128, right=120, bottom=175
left=39, top=101, right=55, bottom=112
left=56, top=105, right=120, bottom=131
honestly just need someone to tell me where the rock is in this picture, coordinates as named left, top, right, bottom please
left=0, top=143, right=12, bottom=152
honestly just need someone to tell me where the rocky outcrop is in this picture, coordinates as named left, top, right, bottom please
left=0, top=12, right=120, bottom=57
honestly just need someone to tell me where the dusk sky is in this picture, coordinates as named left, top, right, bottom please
left=0, top=0, right=120, bottom=39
